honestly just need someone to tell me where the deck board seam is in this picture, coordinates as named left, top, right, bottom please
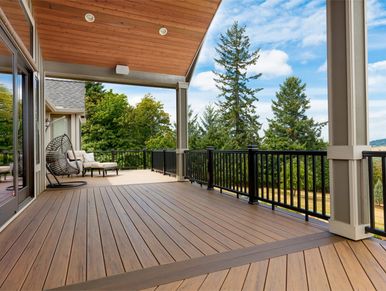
left=53, top=231, right=342, bottom=290
left=116, top=185, right=183, bottom=263
left=153, top=183, right=272, bottom=245
left=146, top=184, right=260, bottom=247
left=1, top=191, right=66, bottom=289
left=142, top=184, right=245, bottom=250
left=136, top=183, right=230, bottom=253
left=0, top=193, right=61, bottom=287
left=22, top=190, right=75, bottom=290
left=132, top=184, right=217, bottom=257
left=163, top=182, right=324, bottom=235
left=157, top=183, right=288, bottom=242
left=120, top=185, right=196, bottom=260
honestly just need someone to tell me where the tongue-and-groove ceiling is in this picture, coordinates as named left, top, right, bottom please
left=32, top=0, right=221, bottom=77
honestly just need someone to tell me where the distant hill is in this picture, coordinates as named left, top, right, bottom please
left=370, top=138, right=386, bottom=147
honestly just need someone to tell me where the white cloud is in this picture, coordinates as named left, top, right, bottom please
left=249, top=49, right=292, bottom=79
left=368, top=60, right=386, bottom=94
left=318, top=61, right=327, bottom=73
left=367, top=0, right=386, bottom=27
left=190, top=71, right=218, bottom=92
left=196, top=0, right=326, bottom=67
left=369, top=100, right=386, bottom=140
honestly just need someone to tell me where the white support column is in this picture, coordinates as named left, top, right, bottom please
left=176, top=81, right=189, bottom=181
left=327, top=0, right=371, bottom=240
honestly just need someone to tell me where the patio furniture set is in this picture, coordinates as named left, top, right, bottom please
left=67, top=150, right=118, bottom=177
left=46, top=134, right=118, bottom=188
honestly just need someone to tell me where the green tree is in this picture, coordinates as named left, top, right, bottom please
left=264, top=76, right=326, bottom=150
left=82, top=90, right=134, bottom=151
left=131, top=94, right=172, bottom=148
left=0, top=84, right=13, bottom=151
left=145, top=129, right=176, bottom=149
left=374, top=179, right=383, bottom=206
left=213, top=21, right=262, bottom=149
left=188, top=106, right=201, bottom=149
left=198, top=104, right=225, bottom=149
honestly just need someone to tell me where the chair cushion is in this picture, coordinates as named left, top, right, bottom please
left=0, top=166, right=10, bottom=173
left=68, top=150, right=86, bottom=161
left=83, top=161, right=100, bottom=169
left=97, top=162, right=118, bottom=169
left=84, top=153, right=95, bottom=163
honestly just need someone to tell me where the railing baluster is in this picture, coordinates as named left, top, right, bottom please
left=277, top=154, right=281, bottom=204
left=297, top=154, right=301, bottom=209
left=312, top=155, right=316, bottom=213
left=304, top=154, right=309, bottom=221
left=321, top=155, right=326, bottom=216
left=283, top=154, right=287, bottom=205
left=271, top=154, right=275, bottom=210
left=382, top=157, right=386, bottom=232
left=290, top=155, right=293, bottom=207
left=368, top=156, right=375, bottom=231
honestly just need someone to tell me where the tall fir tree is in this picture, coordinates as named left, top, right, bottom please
left=264, top=76, right=326, bottom=150
left=213, top=21, right=262, bottom=149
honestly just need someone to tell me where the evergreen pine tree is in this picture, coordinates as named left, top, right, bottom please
left=264, top=76, right=326, bottom=150
left=213, top=21, right=262, bottom=149
left=198, top=104, right=225, bottom=149
left=188, top=105, right=201, bottom=150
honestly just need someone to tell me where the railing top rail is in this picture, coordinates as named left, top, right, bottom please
left=253, top=149, right=327, bottom=155
left=213, top=150, right=247, bottom=153
left=363, top=151, right=386, bottom=158
left=185, top=150, right=207, bottom=153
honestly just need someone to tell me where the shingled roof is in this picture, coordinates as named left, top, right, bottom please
left=45, top=78, right=85, bottom=113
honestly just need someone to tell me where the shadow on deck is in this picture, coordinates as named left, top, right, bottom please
left=0, top=173, right=385, bottom=290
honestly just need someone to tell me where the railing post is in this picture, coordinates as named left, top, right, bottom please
left=207, top=147, right=214, bottom=190
left=248, top=145, right=257, bottom=204
left=112, top=150, right=116, bottom=162
left=151, top=151, right=154, bottom=171
left=143, top=148, right=147, bottom=169
left=163, top=150, right=166, bottom=175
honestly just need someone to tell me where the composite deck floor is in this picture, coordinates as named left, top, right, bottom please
left=142, top=239, right=386, bottom=291
left=0, top=181, right=384, bottom=290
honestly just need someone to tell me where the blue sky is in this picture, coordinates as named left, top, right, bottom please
left=105, top=0, right=385, bottom=141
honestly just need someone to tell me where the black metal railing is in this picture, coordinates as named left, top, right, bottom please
left=213, top=149, right=249, bottom=197
left=184, top=147, right=330, bottom=221
left=363, top=151, right=386, bottom=236
left=0, top=150, right=13, bottom=166
left=185, top=150, right=208, bottom=185
left=252, top=149, right=329, bottom=220
left=93, top=149, right=149, bottom=170
left=151, top=150, right=176, bottom=176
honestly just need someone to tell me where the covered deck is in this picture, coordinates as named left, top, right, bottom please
left=0, top=172, right=385, bottom=290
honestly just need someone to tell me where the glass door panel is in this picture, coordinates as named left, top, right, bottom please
left=16, top=65, right=32, bottom=204
left=0, top=34, right=17, bottom=224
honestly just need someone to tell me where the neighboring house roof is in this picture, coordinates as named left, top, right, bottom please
left=45, top=78, right=85, bottom=113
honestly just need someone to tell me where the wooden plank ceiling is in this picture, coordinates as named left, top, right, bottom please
left=32, top=0, right=221, bottom=77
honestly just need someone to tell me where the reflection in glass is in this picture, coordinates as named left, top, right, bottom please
left=17, top=71, right=26, bottom=191
left=0, top=0, right=33, bottom=54
left=0, top=37, right=14, bottom=205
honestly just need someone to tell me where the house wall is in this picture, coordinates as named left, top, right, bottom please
left=45, top=112, right=82, bottom=151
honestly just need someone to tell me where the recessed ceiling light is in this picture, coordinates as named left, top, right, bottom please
left=159, top=27, right=168, bottom=36
left=85, top=13, right=95, bottom=23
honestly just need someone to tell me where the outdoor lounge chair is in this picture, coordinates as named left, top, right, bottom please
left=46, top=134, right=86, bottom=188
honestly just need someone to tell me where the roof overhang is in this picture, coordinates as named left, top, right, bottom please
left=32, top=0, right=222, bottom=88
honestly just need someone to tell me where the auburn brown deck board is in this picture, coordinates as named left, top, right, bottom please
left=1, top=181, right=373, bottom=291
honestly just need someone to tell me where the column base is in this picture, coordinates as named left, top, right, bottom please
left=329, top=220, right=372, bottom=240
left=176, top=175, right=186, bottom=182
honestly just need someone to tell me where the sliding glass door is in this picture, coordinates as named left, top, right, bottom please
left=0, top=29, right=34, bottom=226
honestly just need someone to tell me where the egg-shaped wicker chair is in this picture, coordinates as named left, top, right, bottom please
left=46, top=134, right=86, bottom=188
